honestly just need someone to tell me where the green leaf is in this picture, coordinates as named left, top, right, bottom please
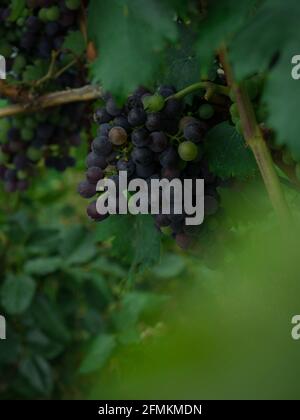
left=1, top=274, right=36, bottom=315
left=79, top=334, right=116, bottom=374
left=59, top=226, right=97, bottom=266
left=205, top=122, right=257, bottom=179
left=63, top=30, right=86, bottom=55
left=133, top=215, right=161, bottom=272
left=88, top=0, right=178, bottom=99
left=30, top=297, right=70, bottom=343
left=24, top=257, right=63, bottom=276
left=151, top=253, right=186, bottom=279
left=162, top=24, right=201, bottom=91
left=95, top=215, right=135, bottom=262
left=8, top=0, right=25, bottom=22
left=113, top=291, right=168, bottom=332
left=22, top=60, right=49, bottom=83
left=230, top=0, right=300, bottom=159
left=196, top=0, right=254, bottom=76
left=19, top=356, right=53, bottom=396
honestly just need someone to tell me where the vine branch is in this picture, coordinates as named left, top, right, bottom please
left=219, top=46, right=291, bottom=226
left=0, top=85, right=103, bottom=118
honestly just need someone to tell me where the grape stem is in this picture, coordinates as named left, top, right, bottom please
left=0, top=85, right=103, bottom=118
left=219, top=46, right=291, bottom=226
left=168, top=81, right=229, bottom=101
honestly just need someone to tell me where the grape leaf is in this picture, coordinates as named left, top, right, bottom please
left=230, top=0, right=300, bottom=159
left=19, top=356, right=53, bottom=396
left=95, top=214, right=161, bottom=270
left=133, top=215, right=161, bottom=272
left=1, top=274, right=36, bottom=315
left=24, top=257, right=63, bottom=276
left=196, top=0, right=255, bottom=76
left=79, top=334, right=116, bottom=374
left=22, top=60, right=49, bottom=83
left=63, top=31, right=86, bottom=55
left=88, top=0, right=178, bottom=99
left=162, top=24, right=201, bottom=91
left=205, top=122, right=257, bottom=179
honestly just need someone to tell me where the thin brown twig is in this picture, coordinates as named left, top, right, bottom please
left=0, top=85, right=103, bottom=118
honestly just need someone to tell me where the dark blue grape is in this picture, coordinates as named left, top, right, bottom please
left=86, top=152, right=107, bottom=169
left=184, top=121, right=207, bottom=143
left=164, top=98, right=183, bottom=118
left=131, top=147, right=154, bottom=166
left=145, top=113, right=162, bottom=131
left=98, top=123, right=111, bottom=136
left=149, top=131, right=168, bottom=153
left=159, top=147, right=179, bottom=168
left=116, top=159, right=136, bottom=177
left=78, top=180, right=97, bottom=199
left=87, top=167, right=104, bottom=184
left=92, top=136, right=113, bottom=156
left=113, top=116, right=131, bottom=132
left=87, top=201, right=109, bottom=222
left=158, top=85, right=176, bottom=98
left=131, top=128, right=150, bottom=148
left=106, top=98, right=122, bottom=117
left=94, top=108, right=112, bottom=124
left=128, top=107, right=146, bottom=126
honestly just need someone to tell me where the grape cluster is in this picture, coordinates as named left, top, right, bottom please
left=78, top=86, right=221, bottom=249
left=0, top=103, right=84, bottom=192
left=0, top=0, right=81, bottom=75
left=0, top=0, right=86, bottom=192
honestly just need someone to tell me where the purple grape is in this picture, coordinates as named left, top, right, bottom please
left=184, top=121, right=207, bottom=143
left=116, top=159, right=136, bottom=177
left=92, top=136, right=113, bottom=156
left=86, top=167, right=104, bottom=184
left=78, top=180, right=97, bottom=199
left=106, top=98, right=122, bottom=117
left=131, top=128, right=150, bottom=148
left=94, top=108, right=112, bottom=124
left=149, top=131, right=168, bottom=153
left=131, top=148, right=154, bottom=166
left=128, top=107, right=146, bottom=126
left=86, top=152, right=107, bottom=169
left=87, top=201, right=109, bottom=222
left=145, top=113, right=162, bottom=131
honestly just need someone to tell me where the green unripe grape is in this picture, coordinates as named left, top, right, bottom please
left=27, top=147, right=43, bottom=162
left=235, top=120, right=243, bottom=135
left=13, top=118, right=23, bottom=129
left=17, top=17, right=26, bottom=26
left=282, top=150, right=294, bottom=166
left=178, top=141, right=198, bottom=162
left=295, top=164, right=300, bottom=182
left=198, top=104, right=215, bottom=120
left=17, top=170, right=28, bottom=180
left=46, top=6, right=60, bottom=21
left=161, top=226, right=173, bottom=236
left=66, top=0, right=81, bottom=10
left=38, top=8, right=48, bottom=21
left=142, top=94, right=165, bottom=112
left=21, top=128, right=34, bottom=142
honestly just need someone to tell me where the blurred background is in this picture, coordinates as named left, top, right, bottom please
left=1, top=159, right=300, bottom=399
